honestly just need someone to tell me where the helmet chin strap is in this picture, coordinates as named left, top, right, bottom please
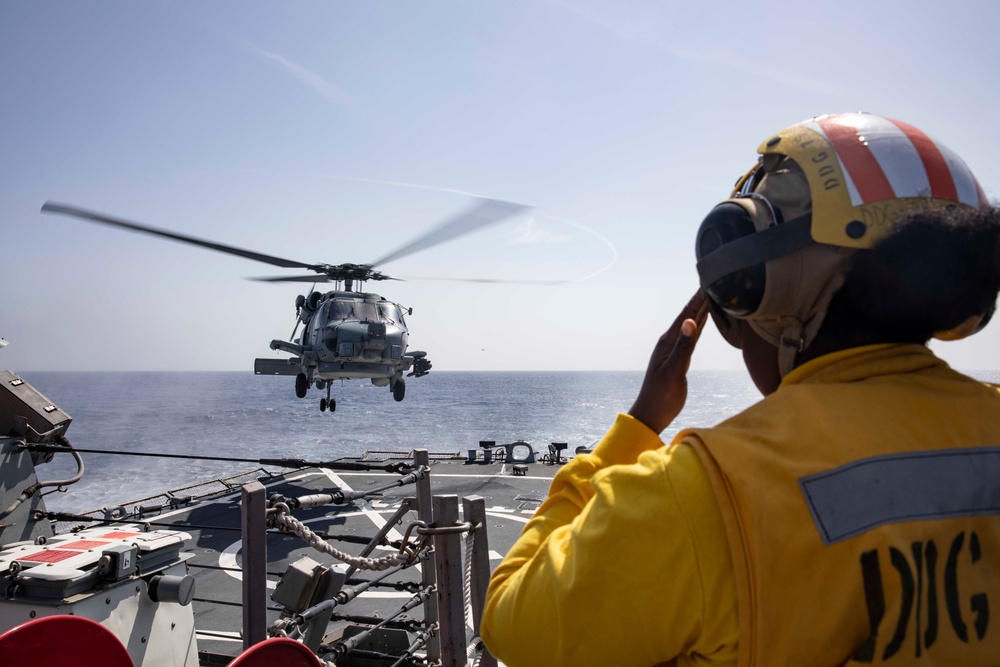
left=747, top=318, right=804, bottom=378
left=778, top=323, right=806, bottom=378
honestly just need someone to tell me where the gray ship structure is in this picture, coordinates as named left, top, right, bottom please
left=0, top=371, right=581, bottom=666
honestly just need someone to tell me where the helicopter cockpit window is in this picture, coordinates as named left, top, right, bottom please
left=356, top=302, right=379, bottom=321
left=331, top=300, right=379, bottom=321
left=331, top=301, right=357, bottom=319
left=379, top=303, right=401, bottom=324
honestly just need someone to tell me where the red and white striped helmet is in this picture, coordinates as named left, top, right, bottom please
left=749, top=112, right=987, bottom=249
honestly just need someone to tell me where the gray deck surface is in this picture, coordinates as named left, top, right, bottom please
left=130, top=456, right=561, bottom=660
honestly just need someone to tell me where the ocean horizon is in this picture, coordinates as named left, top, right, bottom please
left=12, top=368, right=999, bottom=514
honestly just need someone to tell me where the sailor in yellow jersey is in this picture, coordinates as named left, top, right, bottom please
left=482, top=113, right=1000, bottom=666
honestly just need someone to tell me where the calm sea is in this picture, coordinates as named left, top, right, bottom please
left=15, top=369, right=999, bottom=514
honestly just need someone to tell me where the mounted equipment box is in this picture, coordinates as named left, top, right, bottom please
left=0, top=370, right=72, bottom=440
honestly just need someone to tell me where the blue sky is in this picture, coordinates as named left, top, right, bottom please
left=3, top=1, right=998, bottom=372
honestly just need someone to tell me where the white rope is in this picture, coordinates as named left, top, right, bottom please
left=272, top=510, right=417, bottom=571
left=463, top=528, right=485, bottom=666
left=463, top=528, right=475, bottom=630
left=466, top=636, right=484, bottom=666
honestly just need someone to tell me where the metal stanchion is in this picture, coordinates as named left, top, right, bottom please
left=433, top=495, right=466, bottom=667
left=241, top=481, right=268, bottom=650
left=413, top=449, right=441, bottom=663
left=463, top=495, right=497, bottom=667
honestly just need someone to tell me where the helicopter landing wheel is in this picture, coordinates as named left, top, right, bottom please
left=323, top=384, right=335, bottom=413
left=392, top=377, right=406, bottom=402
left=295, top=373, right=308, bottom=399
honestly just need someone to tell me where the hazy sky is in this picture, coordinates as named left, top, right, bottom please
left=3, top=1, right=998, bottom=372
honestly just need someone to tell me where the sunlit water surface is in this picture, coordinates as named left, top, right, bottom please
left=18, top=368, right=998, bottom=513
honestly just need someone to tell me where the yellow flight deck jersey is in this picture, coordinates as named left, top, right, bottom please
left=482, top=344, right=1000, bottom=666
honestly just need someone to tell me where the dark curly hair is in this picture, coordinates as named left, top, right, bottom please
left=811, top=205, right=1000, bottom=352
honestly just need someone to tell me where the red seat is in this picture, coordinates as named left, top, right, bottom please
left=0, top=615, right=134, bottom=667
left=229, top=637, right=324, bottom=666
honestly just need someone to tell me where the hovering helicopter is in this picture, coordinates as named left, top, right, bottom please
left=41, top=198, right=535, bottom=412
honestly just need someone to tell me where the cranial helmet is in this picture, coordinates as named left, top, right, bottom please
left=696, top=112, right=988, bottom=376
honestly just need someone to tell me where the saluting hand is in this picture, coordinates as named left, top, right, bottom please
left=628, top=291, right=710, bottom=434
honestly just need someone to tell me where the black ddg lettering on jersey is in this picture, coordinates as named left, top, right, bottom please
left=852, top=531, right=988, bottom=662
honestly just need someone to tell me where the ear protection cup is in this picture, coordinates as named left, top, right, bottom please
left=695, top=202, right=766, bottom=316
left=706, top=300, right=743, bottom=348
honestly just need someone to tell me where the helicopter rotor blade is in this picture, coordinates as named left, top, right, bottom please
left=394, top=275, right=568, bottom=285
left=251, top=275, right=333, bottom=283
left=41, top=202, right=317, bottom=270
left=369, top=197, right=532, bottom=268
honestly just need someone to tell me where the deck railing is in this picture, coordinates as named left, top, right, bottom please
left=239, top=448, right=497, bottom=667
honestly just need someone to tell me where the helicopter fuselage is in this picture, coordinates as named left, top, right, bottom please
left=296, top=290, right=410, bottom=381
left=257, top=290, right=431, bottom=410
